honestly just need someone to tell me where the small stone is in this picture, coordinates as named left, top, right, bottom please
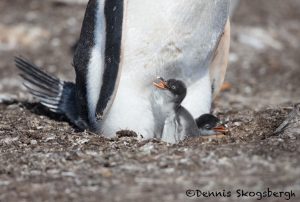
left=233, top=122, right=242, bottom=126
left=98, top=168, right=113, bottom=178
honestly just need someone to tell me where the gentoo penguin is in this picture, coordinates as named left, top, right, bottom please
left=151, top=77, right=198, bottom=143
left=196, top=114, right=228, bottom=136
left=152, top=77, right=227, bottom=143
left=16, top=0, right=231, bottom=138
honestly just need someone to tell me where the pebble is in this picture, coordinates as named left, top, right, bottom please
left=98, top=168, right=113, bottom=178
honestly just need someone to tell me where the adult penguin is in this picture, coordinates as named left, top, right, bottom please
left=16, top=0, right=231, bottom=138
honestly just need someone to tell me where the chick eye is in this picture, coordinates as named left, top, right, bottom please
left=204, top=124, right=211, bottom=129
left=171, top=85, right=176, bottom=90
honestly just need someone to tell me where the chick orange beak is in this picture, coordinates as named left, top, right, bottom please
left=212, top=125, right=228, bottom=133
left=153, top=80, right=168, bottom=89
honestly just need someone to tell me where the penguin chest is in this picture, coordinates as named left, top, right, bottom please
left=122, top=0, right=229, bottom=82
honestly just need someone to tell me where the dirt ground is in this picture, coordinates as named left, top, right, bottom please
left=0, top=0, right=300, bottom=202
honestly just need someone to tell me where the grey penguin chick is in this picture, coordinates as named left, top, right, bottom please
left=151, top=77, right=198, bottom=143
left=196, top=114, right=228, bottom=136
left=274, top=103, right=300, bottom=139
left=151, top=77, right=228, bottom=143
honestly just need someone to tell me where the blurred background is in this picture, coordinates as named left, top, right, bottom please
left=0, top=0, right=299, bottom=110
left=221, top=0, right=300, bottom=110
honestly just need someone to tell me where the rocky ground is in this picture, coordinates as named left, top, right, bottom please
left=0, top=0, right=300, bottom=202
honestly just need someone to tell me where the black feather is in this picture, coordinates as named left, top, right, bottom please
left=15, top=56, right=84, bottom=129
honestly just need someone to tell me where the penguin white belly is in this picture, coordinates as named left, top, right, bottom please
left=101, top=0, right=229, bottom=138
left=101, top=76, right=155, bottom=138
left=182, top=72, right=212, bottom=117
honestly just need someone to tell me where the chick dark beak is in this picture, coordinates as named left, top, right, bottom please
left=153, top=78, right=168, bottom=89
left=212, top=124, right=228, bottom=134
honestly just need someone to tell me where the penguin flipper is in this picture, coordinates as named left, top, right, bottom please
left=209, top=19, right=231, bottom=99
left=15, top=57, right=87, bottom=129
left=73, top=0, right=124, bottom=124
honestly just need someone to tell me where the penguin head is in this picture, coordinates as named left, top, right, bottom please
left=196, top=114, right=228, bottom=135
left=153, top=77, right=187, bottom=106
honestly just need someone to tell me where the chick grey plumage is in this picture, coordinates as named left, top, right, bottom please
left=151, top=78, right=198, bottom=143
left=151, top=78, right=228, bottom=143
left=274, top=103, right=300, bottom=139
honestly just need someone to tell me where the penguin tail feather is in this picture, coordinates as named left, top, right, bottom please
left=15, top=57, right=78, bottom=121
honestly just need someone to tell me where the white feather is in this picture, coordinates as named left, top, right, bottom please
left=182, top=70, right=212, bottom=117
